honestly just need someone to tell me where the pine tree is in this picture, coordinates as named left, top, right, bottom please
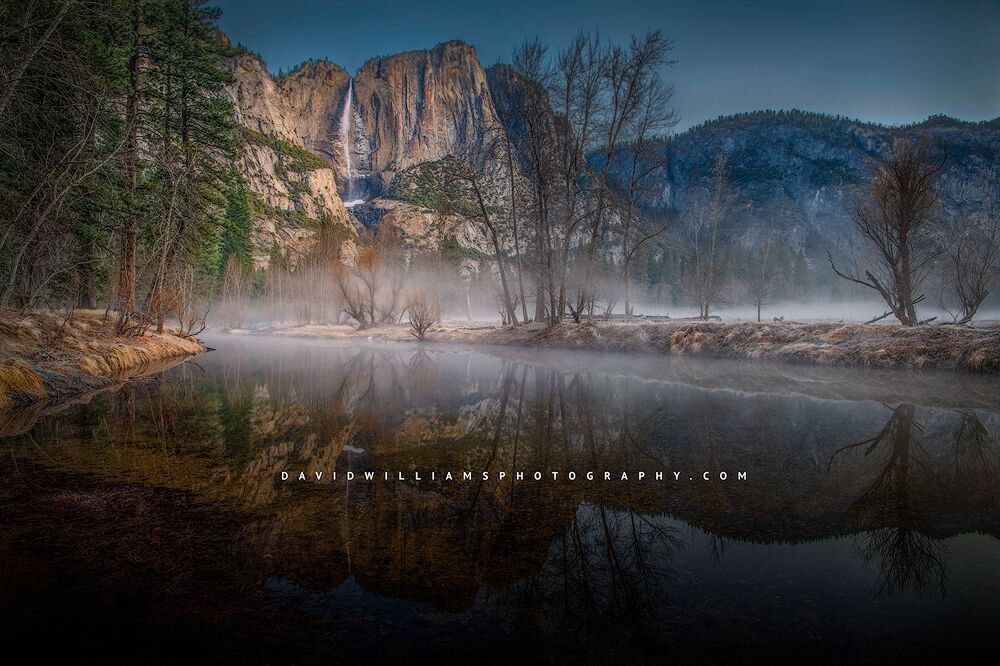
left=143, top=0, right=235, bottom=331
left=219, top=183, right=254, bottom=273
left=0, top=0, right=235, bottom=327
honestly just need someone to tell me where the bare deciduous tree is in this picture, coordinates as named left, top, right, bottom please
left=331, top=226, right=404, bottom=329
left=220, top=255, right=252, bottom=330
left=584, top=30, right=673, bottom=300
left=614, top=73, right=675, bottom=318
left=749, top=232, right=775, bottom=323
left=942, top=171, right=999, bottom=323
left=442, top=154, right=520, bottom=325
left=685, top=150, right=729, bottom=320
left=829, top=139, right=945, bottom=326
left=175, top=265, right=210, bottom=337
left=407, top=292, right=441, bottom=340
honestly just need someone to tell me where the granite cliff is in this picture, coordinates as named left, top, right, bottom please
left=223, top=54, right=354, bottom=267
left=223, top=41, right=502, bottom=263
left=223, top=39, right=998, bottom=269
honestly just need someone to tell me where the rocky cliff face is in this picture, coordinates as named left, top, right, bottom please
left=228, top=40, right=502, bottom=201
left=224, top=41, right=504, bottom=260
left=351, top=40, right=501, bottom=188
left=276, top=60, right=351, bottom=164
left=226, top=54, right=303, bottom=143
left=223, top=54, right=355, bottom=267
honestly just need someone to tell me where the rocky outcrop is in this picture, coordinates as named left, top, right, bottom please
left=223, top=54, right=355, bottom=267
left=352, top=41, right=501, bottom=186
left=362, top=198, right=492, bottom=256
left=277, top=60, right=351, bottom=165
left=226, top=54, right=303, bottom=143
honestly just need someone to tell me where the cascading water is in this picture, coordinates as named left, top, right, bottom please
left=339, top=79, right=365, bottom=208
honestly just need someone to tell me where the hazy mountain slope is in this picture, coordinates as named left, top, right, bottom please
left=632, top=111, right=999, bottom=249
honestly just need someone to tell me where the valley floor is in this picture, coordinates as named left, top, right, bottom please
left=238, top=318, right=1000, bottom=373
left=0, top=309, right=205, bottom=412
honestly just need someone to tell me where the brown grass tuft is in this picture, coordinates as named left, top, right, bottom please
left=0, top=308, right=205, bottom=411
left=0, top=360, right=45, bottom=409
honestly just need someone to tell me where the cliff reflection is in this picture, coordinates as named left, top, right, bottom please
left=2, top=339, right=999, bottom=654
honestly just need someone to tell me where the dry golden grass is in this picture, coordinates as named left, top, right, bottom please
left=0, top=360, right=45, bottom=409
left=0, top=308, right=205, bottom=410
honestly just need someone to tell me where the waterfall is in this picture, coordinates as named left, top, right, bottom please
left=340, top=79, right=364, bottom=208
left=340, top=80, right=353, bottom=184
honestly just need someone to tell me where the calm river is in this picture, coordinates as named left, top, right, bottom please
left=1, top=335, right=998, bottom=662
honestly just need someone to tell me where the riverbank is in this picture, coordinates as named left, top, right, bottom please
left=242, top=319, right=1000, bottom=372
left=0, top=309, right=205, bottom=410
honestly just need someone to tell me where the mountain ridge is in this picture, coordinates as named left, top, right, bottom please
left=221, top=36, right=998, bottom=269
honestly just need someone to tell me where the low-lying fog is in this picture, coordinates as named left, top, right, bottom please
left=230, top=299, right=1000, bottom=329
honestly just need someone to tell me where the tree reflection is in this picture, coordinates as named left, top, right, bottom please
left=831, top=404, right=945, bottom=596
left=830, top=403, right=998, bottom=597
left=500, top=504, right=683, bottom=654
left=952, top=410, right=998, bottom=497
left=4, top=342, right=999, bottom=652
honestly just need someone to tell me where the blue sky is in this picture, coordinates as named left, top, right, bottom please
left=215, top=0, right=1000, bottom=132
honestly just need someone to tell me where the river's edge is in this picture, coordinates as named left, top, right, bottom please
left=239, top=319, right=1000, bottom=373
left=0, top=309, right=205, bottom=412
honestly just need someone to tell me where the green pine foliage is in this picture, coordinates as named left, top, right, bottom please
left=219, top=183, right=255, bottom=272
left=0, top=0, right=239, bottom=319
left=387, top=158, right=479, bottom=216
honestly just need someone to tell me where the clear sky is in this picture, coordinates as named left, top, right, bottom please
left=214, top=0, right=1000, bottom=132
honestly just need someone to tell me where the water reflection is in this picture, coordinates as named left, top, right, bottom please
left=1, top=337, right=998, bottom=660
left=827, top=404, right=998, bottom=598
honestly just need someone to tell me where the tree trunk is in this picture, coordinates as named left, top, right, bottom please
left=117, top=3, right=142, bottom=327
left=623, top=270, right=631, bottom=319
